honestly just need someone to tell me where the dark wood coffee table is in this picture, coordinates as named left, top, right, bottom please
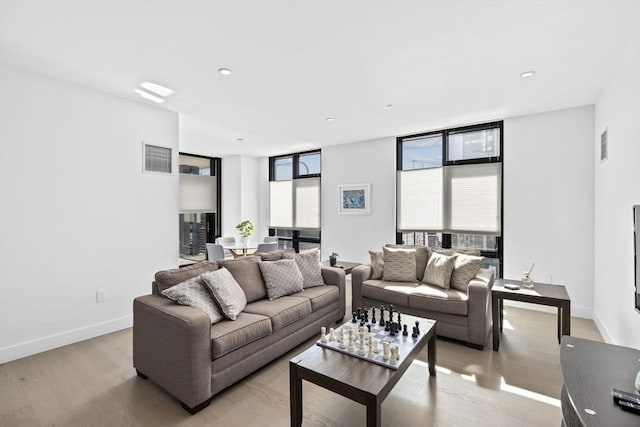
left=289, top=314, right=436, bottom=427
left=492, top=278, right=571, bottom=351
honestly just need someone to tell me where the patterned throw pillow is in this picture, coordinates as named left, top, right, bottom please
left=369, top=250, right=384, bottom=279
left=290, top=249, right=325, bottom=288
left=450, top=254, right=485, bottom=291
left=382, top=247, right=417, bottom=282
left=422, top=252, right=458, bottom=289
left=161, top=276, right=224, bottom=324
left=258, top=259, right=304, bottom=300
left=201, top=268, right=247, bottom=320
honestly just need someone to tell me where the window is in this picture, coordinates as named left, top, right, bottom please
left=397, top=122, right=503, bottom=276
left=269, top=150, right=321, bottom=251
left=179, top=154, right=222, bottom=264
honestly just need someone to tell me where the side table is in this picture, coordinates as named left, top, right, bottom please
left=321, top=260, right=361, bottom=275
left=492, top=278, right=571, bottom=351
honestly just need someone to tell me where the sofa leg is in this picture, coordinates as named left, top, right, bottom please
left=181, top=398, right=212, bottom=415
left=136, top=369, right=148, bottom=379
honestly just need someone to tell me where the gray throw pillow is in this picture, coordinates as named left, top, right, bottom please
left=382, top=247, right=417, bottom=282
left=201, top=268, right=247, bottom=320
left=422, top=252, right=458, bottom=289
left=161, top=276, right=224, bottom=324
left=369, top=250, right=384, bottom=280
left=296, top=249, right=325, bottom=288
left=258, top=259, right=304, bottom=300
left=450, top=254, right=485, bottom=291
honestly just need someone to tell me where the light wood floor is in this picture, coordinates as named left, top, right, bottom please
left=0, top=289, right=602, bottom=427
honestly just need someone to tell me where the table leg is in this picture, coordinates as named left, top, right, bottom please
left=289, top=362, right=302, bottom=427
left=499, top=298, right=504, bottom=332
left=492, top=294, right=500, bottom=351
left=561, top=302, right=571, bottom=338
left=428, top=333, right=437, bottom=377
left=557, top=306, right=562, bottom=343
left=366, top=394, right=381, bottom=427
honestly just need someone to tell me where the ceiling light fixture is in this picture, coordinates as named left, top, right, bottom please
left=140, top=81, right=174, bottom=97
left=325, top=117, right=335, bottom=122
left=133, top=88, right=165, bottom=104
left=386, top=104, right=393, bottom=107
left=520, top=70, right=536, bottom=78
left=237, top=138, right=245, bottom=142
left=218, top=68, right=233, bottom=75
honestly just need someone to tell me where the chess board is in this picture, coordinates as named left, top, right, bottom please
left=316, top=314, right=432, bottom=370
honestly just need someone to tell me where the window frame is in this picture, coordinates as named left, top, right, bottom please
left=396, top=121, right=503, bottom=276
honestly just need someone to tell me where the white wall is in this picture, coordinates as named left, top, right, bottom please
left=218, top=155, right=260, bottom=241
left=593, top=34, right=640, bottom=347
left=0, top=64, right=179, bottom=363
left=321, top=137, right=397, bottom=263
left=503, top=106, right=595, bottom=319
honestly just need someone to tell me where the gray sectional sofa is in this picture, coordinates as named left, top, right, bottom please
left=133, top=257, right=345, bottom=414
left=352, top=244, right=494, bottom=349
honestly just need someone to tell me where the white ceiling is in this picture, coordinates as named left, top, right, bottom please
left=2, top=0, right=639, bottom=157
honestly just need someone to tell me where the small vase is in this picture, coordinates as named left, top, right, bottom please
left=329, top=256, right=337, bottom=266
left=240, top=236, right=249, bottom=248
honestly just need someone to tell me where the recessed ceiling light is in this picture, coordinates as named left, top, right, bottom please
left=140, top=81, right=173, bottom=97
left=325, top=117, right=335, bottom=122
left=237, top=138, right=245, bottom=142
left=133, top=88, right=165, bottom=104
left=386, top=104, right=393, bottom=108
left=218, top=68, right=233, bottom=75
left=520, top=71, right=536, bottom=78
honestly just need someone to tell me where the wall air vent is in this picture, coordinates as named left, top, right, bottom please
left=143, top=142, right=172, bottom=174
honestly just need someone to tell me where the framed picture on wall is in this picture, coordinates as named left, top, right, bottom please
left=338, top=183, right=371, bottom=215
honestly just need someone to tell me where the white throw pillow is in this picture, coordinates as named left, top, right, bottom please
left=201, top=268, right=247, bottom=320
left=382, top=247, right=417, bottom=282
left=422, top=252, right=458, bottom=289
left=161, top=276, right=224, bottom=324
left=258, top=259, right=305, bottom=300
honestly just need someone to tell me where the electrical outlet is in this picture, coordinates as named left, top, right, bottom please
left=96, top=290, right=107, bottom=303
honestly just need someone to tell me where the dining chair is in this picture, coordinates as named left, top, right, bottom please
left=215, top=236, right=236, bottom=258
left=255, top=242, right=278, bottom=253
left=206, top=243, right=225, bottom=261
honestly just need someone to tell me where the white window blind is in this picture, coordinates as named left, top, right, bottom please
left=397, top=168, right=443, bottom=231
left=179, top=174, right=217, bottom=213
left=269, top=181, right=293, bottom=228
left=397, top=163, right=501, bottom=235
left=446, top=163, right=501, bottom=234
left=294, top=177, right=320, bottom=229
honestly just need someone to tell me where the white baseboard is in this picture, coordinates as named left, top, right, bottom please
left=503, top=300, right=592, bottom=319
left=591, top=311, right=615, bottom=344
left=0, top=315, right=133, bottom=365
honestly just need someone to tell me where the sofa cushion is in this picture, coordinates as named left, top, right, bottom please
left=408, top=285, right=469, bottom=316
left=154, top=261, right=218, bottom=293
left=369, top=250, right=384, bottom=280
left=291, top=286, right=340, bottom=312
left=160, top=276, right=224, bottom=324
left=201, top=268, right=247, bottom=320
left=451, top=254, right=485, bottom=291
left=243, top=296, right=312, bottom=331
left=385, top=244, right=429, bottom=281
left=210, top=312, right=272, bottom=359
left=382, top=247, right=417, bottom=282
left=217, top=257, right=267, bottom=303
left=422, top=252, right=458, bottom=289
left=288, top=249, right=325, bottom=288
left=361, top=279, right=420, bottom=307
left=258, top=259, right=304, bottom=300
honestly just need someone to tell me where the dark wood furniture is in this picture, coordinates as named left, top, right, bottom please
left=321, top=260, right=361, bottom=275
left=492, top=278, right=571, bottom=351
left=289, top=314, right=436, bottom=427
left=560, top=336, right=640, bottom=426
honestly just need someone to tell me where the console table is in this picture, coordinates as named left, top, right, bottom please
left=560, top=336, right=640, bottom=426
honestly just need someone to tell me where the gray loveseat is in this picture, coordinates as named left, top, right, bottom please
left=133, top=257, right=345, bottom=414
left=352, top=245, right=494, bottom=349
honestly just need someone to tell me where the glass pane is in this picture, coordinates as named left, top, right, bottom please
left=482, top=258, right=500, bottom=278
left=401, top=134, right=443, bottom=170
left=179, top=213, right=207, bottom=258
left=448, top=128, right=500, bottom=161
left=272, top=228, right=294, bottom=238
left=299, top=229, right=320, bottom=238
left=179, top=154, right=211, bottom=175
left=451, top=234, right=496, bottom=251
left=402, top=232, right=442, bottom=247
left=274, top=157, right=293, bottom=181
left=299, top=242, right=321, bottom=252
left=277, top=239, right=294, bottom=250
left=298, top=152, right=321, bottom=175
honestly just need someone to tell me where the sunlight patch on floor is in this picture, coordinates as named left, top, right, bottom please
left=411, top=359, right=451, bottom=374
left=499, top=377, right=561, bottom=408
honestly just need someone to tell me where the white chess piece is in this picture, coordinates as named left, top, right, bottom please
left=329, top=327, right=335, bottom=341
left=382, top=342, right=390, bottom=361
left=367, top=343, right=374, bottom=358
left=338, top=334, right=346, bottom=349
left=348, top=335, right=355, bottom=352
left=358, top=338, right=366, bottom=356
left=372, top=339, right=379, bottom=354
left=395, top=345, right=400, bottom=361
left=390, top=346, right=398, bottom=363
left=320, top=327, right=327, bottom=343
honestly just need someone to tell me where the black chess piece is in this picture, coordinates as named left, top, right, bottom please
left=415, top=321, right=420, bottom=335
left=352, top=311, right=357, bottom=323
left=379, top=306, right=386, bottom=327
left=367, top=324, right=371, bottom=333
left=403, top=324, right=409, bottom=336
left=357, top=307, right=362, bottom=319
left=389, top=305, right=394, bottom=322
left=389, top=324, right=396, bottom=337
left=364, top=310, right=369, bottom=323
left=385, top=320, right=390, bottom=332
left=397, top=312, right=402, bottom=325
left=411, top=326, right=418, bottom=339
left=371, top=307, right=377, bottom=324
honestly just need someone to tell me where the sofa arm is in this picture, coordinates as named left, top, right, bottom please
left=466, top=268, right=495, bottom=346
left=351, top=264, right=372, bottom=311
left=321, top=267, right=346, bottom=320
left=133, top=295, right=212, bottom=409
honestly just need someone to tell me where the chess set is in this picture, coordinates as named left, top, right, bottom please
left=316, top=305, right=426, bottom=370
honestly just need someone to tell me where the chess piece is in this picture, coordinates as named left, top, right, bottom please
left=329, top=327, right=335, bottom=341
left=357, top=307, right=362, bottom=319
left=397, top=312, right=402, bottom=325
left=379, top=305, right=386, bottom=327
left=367, top=343, right=374, bottom=358
left=390, top=346, right=398, bottom=363
left=372, top=339, right=379, bottom=353
left=389, top=322, right=396, bottom=337
left=385, top=320, right=390, bottom=332
left=367, top=324, right=371, bottom=333
left=348, top=335, right=355, bottom=352
left=364, top=310, right=369, bottom=323
left=382, top=342, right=390, bottom=361
left=320, top=327, right=327, bottom=343
left=389, top=304, right=394, bottom=322
left=352, top=311, right=357, bottom=323
left=338, top=334, right=346, bottom=349
left=371, top=307, right=377, bottom=324
left=358, top=338, right=366, bottom=355
left=415, top=321, right=420, bottom=335
left=411, top=326, right=418, bottom=339
left=403, top=324, right=409, bottom=337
